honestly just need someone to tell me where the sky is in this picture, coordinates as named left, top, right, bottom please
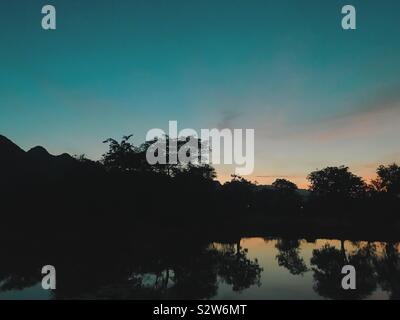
left=1, top=0, right=400, bottom=188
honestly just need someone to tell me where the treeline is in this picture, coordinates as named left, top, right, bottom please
left=83, top=136, right=400, bottom=229
left=1, top=134, right=400, bottom=237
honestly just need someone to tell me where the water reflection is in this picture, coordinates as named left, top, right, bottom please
left=275, top=239, right=308, bottom=276
left=0, top=238, right=399, bottom=300
left=310, top=242, right=377, bottom=299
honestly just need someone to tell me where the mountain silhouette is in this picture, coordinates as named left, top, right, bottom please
left=27, top=145, right=76, bottom=168
left=27, top=145, right=51, bottom=158
left=0, top=135, right=29, bottom=187
left=0, top=134, right=25, bottom=162
left=0, top=134, right=78, bottom=189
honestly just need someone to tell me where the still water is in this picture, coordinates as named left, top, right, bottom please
left=0, top=238, right=399, bottom=300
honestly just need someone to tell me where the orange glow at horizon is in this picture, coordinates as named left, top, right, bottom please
left=216, top=171, right=377, bottom=190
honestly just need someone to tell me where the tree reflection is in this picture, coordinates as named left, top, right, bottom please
left=310, top=242, right=377, bottom=299
left=0, top=237, right=262, bottom=299
left=374, top=242, right=400, bottom=300
left=217, top=241, right=263, bottom=292
left=2, top=237, right=400, bottom=300
left=275, top=239, right=308, bottom=276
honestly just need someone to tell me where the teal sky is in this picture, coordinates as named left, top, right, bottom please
left=1, top=0, right=400, bottom=186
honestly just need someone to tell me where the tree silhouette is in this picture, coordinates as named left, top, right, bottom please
left=308, top=166, right=366, bottom=200
left=272, top=179, right=298, bottom=192
left=102, top=135, right=144, bottom=172
left=270, top=179, right=302, bottom=213
left=371, top=163, right=400, bottom=196
left=221, top=175, right=256, bottom=211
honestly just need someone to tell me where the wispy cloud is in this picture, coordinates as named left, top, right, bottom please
left=216, top=110, right=244, bottom=129
left=255, top=85, right=400, bottom=143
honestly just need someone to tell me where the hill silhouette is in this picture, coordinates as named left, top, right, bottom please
left=0, top=135, right=79, bottom=190
left=0, top=135, right=76, bottom=169
left=0, top=134, right=25, bottom=167
left=0, top=135, right=31, bottom=189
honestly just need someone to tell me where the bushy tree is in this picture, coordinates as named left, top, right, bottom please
left=102, top=135, right=142, bottom=172
left=307, top=166, right=366, bottom=199
left=222, top=175, right=256, bottom=211
left=371, top=163, right=400, bottom=196
left=272, top=179, right=298, bottom=192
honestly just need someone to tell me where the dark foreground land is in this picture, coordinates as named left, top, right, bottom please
left=1, top=134, right=400, bottom=299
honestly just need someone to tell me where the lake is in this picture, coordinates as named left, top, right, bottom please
left=0, top=238, right=398, bottom=300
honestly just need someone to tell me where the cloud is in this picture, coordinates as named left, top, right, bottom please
left=216, top=110, right=244, bottom=129
left=272, top=85, right=400, bottom=143
left=333, top=85, right=400, bottom=120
